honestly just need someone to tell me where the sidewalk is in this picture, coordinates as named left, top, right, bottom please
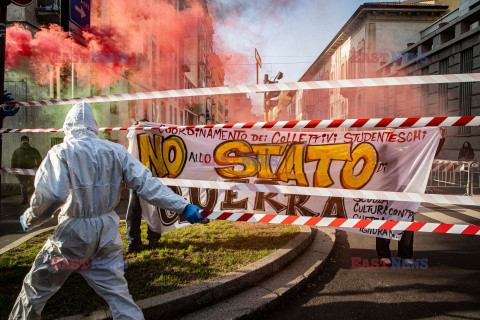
left=0, top=196, right=129, bottom=250
left=59, top=226, right=336, bottom=320
left=0, top=195, right=40, bottom=249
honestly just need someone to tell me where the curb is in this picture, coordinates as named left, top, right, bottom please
left=59, top=225, right=315, bottom=320
left=0, top=227, right=56, bottom=255
left=178, top=227, right=336, bottom=320
left=238, top=228, right=336, bottom=320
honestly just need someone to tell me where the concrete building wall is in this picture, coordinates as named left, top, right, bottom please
left=375, top=1, right=480, bottom=160
left=289, top=4, right=447, bottom=124
left=2, top=0, right=216, bottom=192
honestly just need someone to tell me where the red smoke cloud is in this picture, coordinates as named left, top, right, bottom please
left=6, top=23, right=136, bottom=88
left=6, top=0, right=222, bottom=89
left=5, top=0, right=259, bottom=122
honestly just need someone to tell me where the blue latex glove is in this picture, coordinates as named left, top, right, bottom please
left=2, top=105, right=20, bottom=117
left=19, top=215, right=31, bottom=232
left=182, top=204, right=208, bottom=224
left=4, top=90, right=15, bottom=102
left=1, top=90, right=19, bottom=117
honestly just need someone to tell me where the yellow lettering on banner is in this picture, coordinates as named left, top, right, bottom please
left=214, top=141, right=260, bottom=178
left=138, top=134, right=168, bottom=177
left=162, top=136, right=187, bottom=178
left=213, top=140, right=378, bottom=189
left=276, top=144, right=308, bottom=186
left=251, top=144, right=286, bottom=179
left=306, top=144, right=351, bottom=188
left=341, top=143, right=377, bottom=189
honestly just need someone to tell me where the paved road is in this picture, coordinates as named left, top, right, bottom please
left=263, top=204, right=480, bottom=320
left=2, top=197, right=480, bottom=319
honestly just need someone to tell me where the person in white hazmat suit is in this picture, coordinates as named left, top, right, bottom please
left=9, top=102, right=206, bottom=320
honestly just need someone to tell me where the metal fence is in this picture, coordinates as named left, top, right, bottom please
left=427, top=160, right=479, bottom=195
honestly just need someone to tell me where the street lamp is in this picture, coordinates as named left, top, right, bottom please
left=264, top=71, right=283, bottom=121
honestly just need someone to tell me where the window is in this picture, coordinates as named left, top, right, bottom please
left=51, top=137, right=63, bottom=147
left=161, top=101, right=166, bottom=123
left=357, top=94, right=363, bottom=118
left=358, top=42, right=365, bottom=78
left=459, top=48, right=473, bottom=135
left=171, top=106, right=175, bottom=124
left=152, top=42, right=158, bottom=89
left=37, top=0, right=59, bottom=8
left=438, top=58, right=448, bottom=116
left=421, top=67, right=429, bottom=115
left=128, top=101, right=135, bottom=119
left=110, top=103, right=118, bottom=115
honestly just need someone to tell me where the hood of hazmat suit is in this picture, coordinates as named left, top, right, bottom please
left=11, top=102, right=188, bottom=320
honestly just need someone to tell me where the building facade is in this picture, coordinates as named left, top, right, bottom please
left=2, top=0, right=222, bottom=189
left=284, top=1, right=456, bottom=123
left=376, top=0, right=480, bottom=159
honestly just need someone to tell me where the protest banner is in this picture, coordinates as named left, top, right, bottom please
left=127, top=124, right=440, bottom=239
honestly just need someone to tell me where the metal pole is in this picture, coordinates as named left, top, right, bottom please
left=71, top=43, right=74, bottom=98
left=0, top=0, right=9, bottom=217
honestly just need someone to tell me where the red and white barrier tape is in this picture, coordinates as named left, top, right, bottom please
left=157, top=178, right=480, bottom=206
left=199, top=211, right=480, bottom=235
left=434, top=160, right=478, bottom=165
left=15, top=73, right=480, bottom=107
left=3, top=169, right=479, bottom=206
left=431, top=163, right=461, bottom=172
left=2, top=115, right=480, bottom=134
left=2, top=166, right=478, bottom=234
left=0, top=168, right=36, bottom=175
left=431, top=160, right=479, bottom=172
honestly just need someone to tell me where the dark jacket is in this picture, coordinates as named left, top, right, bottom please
left=435, top=137, right=445, bottom=158
left=11, top=144, right=43, bottom=169
left=458, top=142, right=475, bottom=161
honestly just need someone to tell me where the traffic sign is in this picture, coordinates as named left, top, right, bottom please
left=11, top=0, right=33, bottom=6
left=70, top=0, right=90, bottom=28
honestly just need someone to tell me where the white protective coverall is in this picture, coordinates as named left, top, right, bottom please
left=10, top=102, right=189, bottom=320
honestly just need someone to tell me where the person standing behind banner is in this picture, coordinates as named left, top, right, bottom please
left=374, top=127, right=421, bottom=266
left=435, top=127, right=445, bottom=158
left=126, top=190, right=162, bottom=253
left=458, top=141, right=475, bottom=160
left=11, top=136, right=43, bottom=204
left=124, top=119, right=162, bottom=253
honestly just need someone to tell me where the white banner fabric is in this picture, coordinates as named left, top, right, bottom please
left=127, top=124, right=440, bottom=239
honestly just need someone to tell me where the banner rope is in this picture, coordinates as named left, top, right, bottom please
left=2, top=115, right=480, bottom=133
left=199, top=210, right=480, bottom=235
left=15, top=73, right=480, bottom=107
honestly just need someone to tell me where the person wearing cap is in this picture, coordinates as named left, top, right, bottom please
left=11, top=136, right=43, bottom=204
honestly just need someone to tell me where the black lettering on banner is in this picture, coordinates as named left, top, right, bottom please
left=159, top=186, right=186, bottom=225
left=286, top=194, right=317, bottom=216
left=253, top=179, right=287, bottom=213
left=190, top=187, right=218, bottom=211
left=321, top=197, right=347, bottom=218
left=220, top=179, right=249, bottom=210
